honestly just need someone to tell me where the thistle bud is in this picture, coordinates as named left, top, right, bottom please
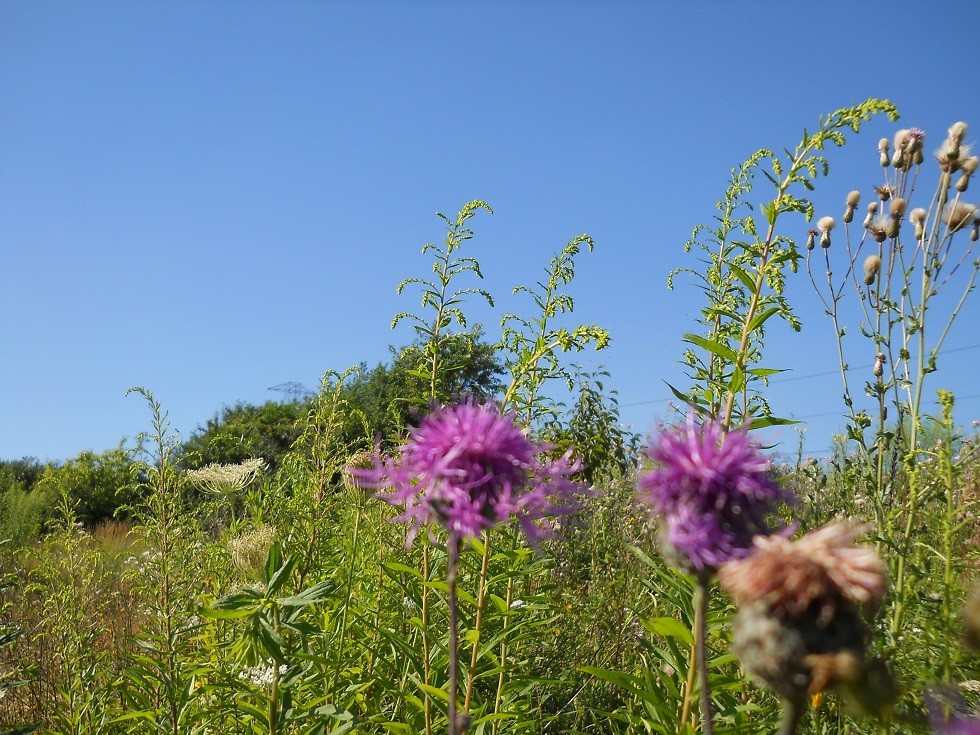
left=818, top=216, right=835, bottom=248
left=909, top=208, right=928, bottom=239
left=873, top=352, right=886, bottom=377
left=864, top=201, right=879, bottom=229
left=806, top=229, right=817, bottom=250
left=956, top=157, right=978, bottom=192
left=843, top=191, right=861, bottom=223
left=889, top=198, right=906, bottom=219
left=863, top=255, right=882, bottom=285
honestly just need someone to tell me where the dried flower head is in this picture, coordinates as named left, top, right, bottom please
left=874, top=185, right=894, bottom=202
left=805, top=229, right=817, bottom=251
left=943, top=202, right=979, bottom=232
left=868, top=215, right=891, bottom=243
left=863, top=255, right=882, bottom=285
left=949, top=121, right=969, bottom=144
left=910, top=207, right=929, bottom=239
left=889, top=197, right=907, bottom=219
left=817, top=216, right=835, bottom=247
left=937, top=139, right=973, bottom=173
left=718, top=521, right=887, bottom=620
left=638, top=416, right=795, bottom=575
left=863, top=201, right=879, bottom=229
left=228, top=525, right=277, bottom=579
left=846, top=190, right=861, bottom=207
left=353, top=401, right=585, bottom=546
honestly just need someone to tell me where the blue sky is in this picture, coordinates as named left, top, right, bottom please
left=2, top=1, right=979, bottom=463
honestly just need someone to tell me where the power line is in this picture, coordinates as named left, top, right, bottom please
left=620, top=344, right=980, bottom=409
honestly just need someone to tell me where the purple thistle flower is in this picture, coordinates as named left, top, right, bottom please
left=928, top=691, right=980, bottom=735
left=353, top=401, right=586, bottom=547
left=638, top=415, right=794, bottom=574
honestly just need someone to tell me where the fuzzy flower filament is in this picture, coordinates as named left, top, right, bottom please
left=353, top=402, right=585, bottom=547
left=638, top=417, right=795, bottom=575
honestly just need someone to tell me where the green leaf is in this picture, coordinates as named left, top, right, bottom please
left=683, top=333, right=738, bottom=363
left=645, top=616, right=694, bottom=645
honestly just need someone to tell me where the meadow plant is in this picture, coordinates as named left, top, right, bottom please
left=719, top=522, right=890, bottom=734
left=807, top=119, right=980, bottom=662
left=638, top=415, right=795, bottom=734
left=640, top=99, right=899, bottom=735
left=354, top=400, right=586, bottom=735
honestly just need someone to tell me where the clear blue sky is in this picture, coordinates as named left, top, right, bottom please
left=2, top=1, right=979, bottom=463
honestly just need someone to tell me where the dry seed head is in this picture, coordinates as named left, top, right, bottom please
left=817, top=216, right=835, bottom=233
left=894, top=129, right=910, bottom=152
left=806, top=229, right=817, bottom=251
left=868, top=216, right=890, bottom=243
left=863, top=255, right=882, bottom=285
left=874, top=185, right=893, bottom=202
left=909, top=208, right=928, bottom=226
left=846, top=190, right=861, bottom=207
left=943, top=202, right=979, bottom=232
left=878, top=138, right=890, bottom=153
left=889, top=198, right=907, bottom=219
left=863, top=202, right=878, bottom=229
left=228, top=525, right=277, bottom=579
left=949, top=121, right=969, bottom=144
left=963, top=156, right=979, bottom=176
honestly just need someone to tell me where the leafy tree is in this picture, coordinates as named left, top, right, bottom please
left=31, top=447, right=135, bottom=527
left=346, top=327, right=504, bottom=445
left=181, top=401, right=310, bottom=472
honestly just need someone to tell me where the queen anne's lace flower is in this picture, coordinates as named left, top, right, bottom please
left=353, top=402, right=585, bottom=547
left=638, top=416, right=794, bottom=574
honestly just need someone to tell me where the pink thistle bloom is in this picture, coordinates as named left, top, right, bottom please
left=352, top=402, right=586, bottom=547
left=638, top=415, right=794, bottom=573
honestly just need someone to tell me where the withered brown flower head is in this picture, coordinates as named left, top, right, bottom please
left=719, top=521, right=887, bottom=621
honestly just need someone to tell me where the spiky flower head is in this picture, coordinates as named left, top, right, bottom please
left=637, top=416, right=795, bottom=575
left=719, top=521, right=887, bottom=620
left=352, top=401, right=585, bottom=547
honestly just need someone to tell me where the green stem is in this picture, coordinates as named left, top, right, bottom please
left=694, top=579, right=714, bottom=735
left=464, top=536, right=492, bottom=711
left=447, top=534, right=462, bottom=735
left=778, top=697, right=805, bottom=735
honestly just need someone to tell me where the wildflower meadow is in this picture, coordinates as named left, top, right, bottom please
left=1, top=99, right=978, bottom=735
